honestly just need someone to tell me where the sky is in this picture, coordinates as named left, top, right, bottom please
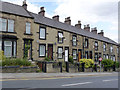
left=2, top=0, right=119, bottom=43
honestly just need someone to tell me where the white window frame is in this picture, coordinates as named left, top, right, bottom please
left=4, top=41, right=12, bottom=57
left=58, top=47, right=63, bottom=59
left=40, top=27, right=46, bottom=39
left=110, top=46, right=113, bottom=53
left=1, top=18, right=7, bottom=31
left=39, top=44, right=46, bottom=57
left=73, top=50, right=77, bottom=59
left=58, top=32, right=63, bottom=43
left=26, top=22, right=31, bottom=34
left=72, top=36, right=77, bottom=46
left=95, top=41, right=98, bottom=50
left=103, top=44, right=106, bottom=51
left=8, top=19, right=14, bottom=32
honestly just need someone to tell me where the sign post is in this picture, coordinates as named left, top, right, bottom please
left=99, top=58, right=102, bottom=72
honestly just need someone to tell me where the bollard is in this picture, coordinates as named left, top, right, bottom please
left=44, top=62, right=47, bottom=73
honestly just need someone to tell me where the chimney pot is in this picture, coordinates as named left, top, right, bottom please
left=75, top=20, right=82, bottom=29
left=98, top=30, right=104, bottom=36
left=84, top=24, right=90, bottom=32
left=22, top=0, right=27, bottom=10
left=38, top=7, right=45, bottom=16
left=52, top=15, right=59, bottom=21
left=91, top=27, right=97, bottom=34
left=64, top=17, right=71, bottom=25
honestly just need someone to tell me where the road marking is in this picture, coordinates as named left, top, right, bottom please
left=62, top=82, right=93, bottom=87
left=103, top=79, right=118, bottom=82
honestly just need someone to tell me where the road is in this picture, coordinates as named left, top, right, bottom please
left=1, top=73, right=119, bottom=89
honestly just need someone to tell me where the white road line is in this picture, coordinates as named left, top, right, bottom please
left=103, top=79, right=118, bottom=82
left=62, top=82, right=93, bottom=87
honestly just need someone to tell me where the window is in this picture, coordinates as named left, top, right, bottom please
left=39, top=44, right=46, bottom=57
left=14, top=41, right=16, bottom=57
left=40, top=27, right=46, bottom=39
left=103, top=54, right=106, bottom=59
left=0, top=40, right=2, bottom=50
left=26, top=22, right=31, bottom=34
left=106, top=54, right=109, bottom=59
left=8, top=19, right=14, bottom=32
left=110, top=46, right=113, bottom=53
left=4, top=41, right=12, bottom=57
left=113, top=55, right=115, bottom=61
left=58, top=32, right=63, bottom=43
left=95, top=53, right=98, bottom=61
left=58, top=47, right=63, bottom=59
left=0, top=18, right=7, bottom=31
left=95, top=41, right=98, bottom=50
left=85, top=51, right=88, bottom=59
left=85, top=39, right=88, bottom=48
left=73, top=49, right=77, bottom=60
left=72, top=35, right=77, bottom=46
left=110, top=56, right=113, bottom=60
left=103, top=44, right=106, bottom=51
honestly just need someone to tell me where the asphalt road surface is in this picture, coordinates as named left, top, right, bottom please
left=1, top=73, right=119, bottom=89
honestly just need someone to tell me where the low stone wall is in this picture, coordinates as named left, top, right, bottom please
left=0, top=66, right=38, bottom=73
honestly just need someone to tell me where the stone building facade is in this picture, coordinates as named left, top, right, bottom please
left=0, top=1, right=119, bottom=63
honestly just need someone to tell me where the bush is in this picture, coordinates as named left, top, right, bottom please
left=79, top=59, right=94, bottom=68
left=1, top=58, right=31, bottom=66
left=101, top=59, right=114, bottom=69
left=44, top=57, right=51, bottom=61
left=68, top=56, right=74, bottom=64
left=0, top=50, right=6, bottom=61
left=114, top=61, right=119, bottom=68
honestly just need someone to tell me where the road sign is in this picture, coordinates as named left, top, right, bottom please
left=99, top=58, right=102, bottom=61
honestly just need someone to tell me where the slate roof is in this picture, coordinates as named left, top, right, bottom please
left=0, top=1, right=33, bottom=18
left=30, top=12, right=118, bottom=45
left=0, top=1, right=118, bottom=45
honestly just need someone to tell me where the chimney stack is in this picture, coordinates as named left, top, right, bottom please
left=84, top=24, right=90, bottom=31
left=91, top=27, right=97, bottom=34
left=52, top=15, right=59, bottom=21
left=22, top=0, right=27, bottom=10
left=75, top=21, right=81, bottom=29
left=38, top=7, right=45, bottom=16
left=98, top=30, right=104, bottom=36
left=64, top=17, right=71, bottom=25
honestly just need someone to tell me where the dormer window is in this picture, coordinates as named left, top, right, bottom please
left=72, top=35, right=77, bottom=46
left=58, top=32, right=63, bottom=43
left=26, top=22, right=31, bottom=34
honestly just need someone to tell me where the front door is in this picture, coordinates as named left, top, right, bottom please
left=48, top=44, right=53, bottom=60
left=65, top=47, right=69, bottom=62
left=78, top=49, right=82, bottom=62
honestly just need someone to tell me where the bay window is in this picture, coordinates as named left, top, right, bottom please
left=8, top=19, right=14, bottom=32
left=73, top=49, right=77, bottom=60
left=39, top=44, right=46, bottom=57
left=39, top=27, right=46, bottom=39
left=72, top=35, right=77, bottom=46
left=58, top=47, right=63, bottom=59
left=26, top=22, right=31, bottom=34
left=58, top=32, right=63, bottom=43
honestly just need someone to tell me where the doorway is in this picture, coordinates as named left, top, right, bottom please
left=78, top=49, right=82, bottom=62
left=48, top=44, right=53, bottom=60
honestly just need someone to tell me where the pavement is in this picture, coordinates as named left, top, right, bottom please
left=0, top=72, right=118, bottom=80
left=1, top=72, right=119, bottom=88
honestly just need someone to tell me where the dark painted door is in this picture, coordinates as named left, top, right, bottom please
left=78, top=50, right=82, bottom=62
left=48, top=44, right=53, bottom=60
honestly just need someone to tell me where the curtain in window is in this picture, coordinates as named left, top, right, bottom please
left=8, top=19, right=14, bottom=32
left=73, top=50, right=77, bottom=59
left=26, top=23, right=31, bottom=34
left=58, top=48, right=62, bottom=58
left=4, top=41, right=12, bottom=57
left=40, top=45, right=45, bottom=56
left=103, top=44, right=106, bottom=51
left=58, top=33, right=63, bottom=43
left=40, top=28, right=45, bottom=39
left=73, top=36, right=76, bottom=46
left=2, top=18, right=7, bottom=31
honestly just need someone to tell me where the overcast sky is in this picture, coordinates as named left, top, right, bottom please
left=2, top=0, right=119, bottom=43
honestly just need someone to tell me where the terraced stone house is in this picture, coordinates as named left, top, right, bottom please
left=0, top=1, right=119, bottom=63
